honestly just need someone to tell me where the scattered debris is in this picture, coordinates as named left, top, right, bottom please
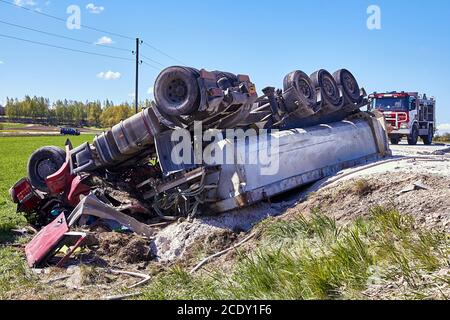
left=104, top=292, right=143, bottom=301
left=108, top=269, right=151, bottom=289
left=397, top=180, right=431, bottom=195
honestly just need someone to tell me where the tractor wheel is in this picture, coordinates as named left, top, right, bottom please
left=390, top=137, right=401, bottom=145
left=407, top=124, right=419, bottom=145
left=422, top=126, right=434, bottom=145
left=27, top=146, right=66, bottom=192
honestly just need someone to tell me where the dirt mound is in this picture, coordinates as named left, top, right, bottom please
left=94, top=232, right=150, bottom=265
left=203, top=230, right=238, bottom=255
left=294, top=172, right=450, bottom=231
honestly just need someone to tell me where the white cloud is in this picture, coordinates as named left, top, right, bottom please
left=97, top=71, right=121, bottom=80
left=0, top=61, right=4, bottom=65
left=86, top=3, right=104, bottom=14
left=147, top=86, right=154, bottom=95
left=95, top=36, right=114, bottom=45
left=14, top=0, right=37, bottom=7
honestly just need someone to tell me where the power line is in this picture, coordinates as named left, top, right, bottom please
left=140, top=53, right=165, bottom=67
left=141, top=60, right=161, bottom=71
left=0, top=0, right=186, bottom=67
left=0, top=19, right=133, bottom=53
left=0, top=0, right=135, bottom=41
left=0, top=33, right=134, bottom=61
left=142, top=41, right=186, bottom=66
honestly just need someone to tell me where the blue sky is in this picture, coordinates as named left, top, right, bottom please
left=0, top=0, right=449, bottom=130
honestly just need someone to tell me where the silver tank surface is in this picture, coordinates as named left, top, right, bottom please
left=206, top=115, right=389, bottom=213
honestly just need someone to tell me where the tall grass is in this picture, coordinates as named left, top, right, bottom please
left=141, top=207, right=449, bottom=300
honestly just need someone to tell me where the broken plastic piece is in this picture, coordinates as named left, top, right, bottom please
left=67, top=194, right=155, bottom=238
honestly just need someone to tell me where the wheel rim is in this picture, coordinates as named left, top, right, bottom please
left=166, top=79, right=188, bottom=104
left=36, top=158, right=59, bottom=180
left=322, top=75, right=336, bottom=97
left=298, top=79, right=313, bottom=100
left=319, top=71, right=340, bottom=106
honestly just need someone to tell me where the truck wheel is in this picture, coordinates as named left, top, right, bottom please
left=422, top=126, right=434, bottom=145
left=154, top=66, right=200, bottom=117
left=310, top=69, right=342, bottom=111
left=407, top=124, right=419, bottom=145
left=390, top=137, right=401, bottom=145
left=283, top=71, right=317, bottom=106
left=28, top=146, right=66, bottom=192
left=333, top=69, right=360, bottom=104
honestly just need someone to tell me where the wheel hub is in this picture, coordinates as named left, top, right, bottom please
left=343, top=74, right=356, bottom=93
left=298, top=79, right=312, bottom=99
left=322, top=77, right=336, bottom=96
left=167, top=79, right=188, bottom=103
left=37, top=159, right=58, bottom=179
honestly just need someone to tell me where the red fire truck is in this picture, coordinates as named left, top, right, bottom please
left=369, top=92, right=436, bottom=145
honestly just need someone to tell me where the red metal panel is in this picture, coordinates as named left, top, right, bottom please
left=45, top=159, right=74, bottom=195
left=25, top=214, right=69, bottom=267
left=67, top=176, right=90, bottom=207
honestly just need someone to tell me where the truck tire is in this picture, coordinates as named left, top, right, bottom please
left=407, top=124, right=419, bottom=145
left=390, top=137, right=401, bottom=145
left=283, top=70, right=317, bottom=111
left=421, top=126, right=434, bottom=145
left=27, top=146, right=66, bottom=192
left=310, top=69, right=342, bottom=112
left=333, top=69, right=360, bottom=104
left=154, top=66, right=200, bottom=117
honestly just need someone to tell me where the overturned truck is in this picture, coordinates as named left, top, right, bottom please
left=10, top=66, right=390, bottom=267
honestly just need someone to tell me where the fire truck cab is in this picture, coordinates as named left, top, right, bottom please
left=369, top=92, right=436, bottom=145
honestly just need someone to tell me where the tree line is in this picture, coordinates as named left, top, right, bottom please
left=3, top=96, right=152, bottom=128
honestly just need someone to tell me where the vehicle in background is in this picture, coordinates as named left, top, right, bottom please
left=369, top=92, right=436, bottom=145
left=60, top=127, right=80, bottom=136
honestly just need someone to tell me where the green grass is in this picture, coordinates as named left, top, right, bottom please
left=0, top=123, right=29, bottom=130
left=140, top=207, right=449, bottom=300
left=0, top=247, right=39, bottom=299
left=0, top=135, right=94, bottom=237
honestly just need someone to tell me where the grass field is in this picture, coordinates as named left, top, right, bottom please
left=0, top=123, right=29, bottom=130
left=0, top=135, right=95, bottom=237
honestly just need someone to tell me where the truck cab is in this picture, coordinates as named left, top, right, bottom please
left=369, top=92, right=436, bottom=145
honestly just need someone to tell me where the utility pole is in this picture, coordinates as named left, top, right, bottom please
left=134, top=38, right=142, bottom=114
